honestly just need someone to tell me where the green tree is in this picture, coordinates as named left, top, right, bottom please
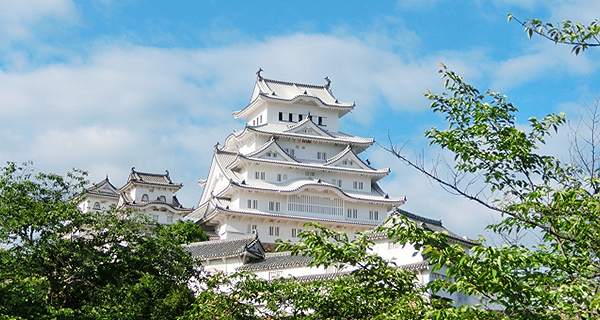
left=0, top=162, right=206, bottom=319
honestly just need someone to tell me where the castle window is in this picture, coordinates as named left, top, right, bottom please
left=269, top=270, right=283, bottom=280
left=298, top=114, right=303, bottom=121
left=167, top=215, right=173, bottom=223
left=141, top=194, right=149, bottom=202
left=304, top=171, right=315, bottom=177
left=149, top=188, right=154, bottom=192
left=318, top=116, right=325, bottom=125
left=268, top=201, right=281, bottom=212
left=152, top=214, right=159, bottom=221
left=158, top=195, right=166, bottom=202
left=292, top=228, right=303, bottom=238
left=279, top=112, right=283, bottom=121
left=317, top=152, right=327, bottom=160
left=353, top=181, right=364, bottom=190
left=369, top=211, right=379, bottom=220
left=347, top=209, right=357, bottom=219
left=93, top=202, right=101, bottom=210
left=332, top=179, right=342, bottom=187
left=254, top=171, right=265, bottom=180
left=269, top=226, right=280, bottom=237
left=288, top=195, right=343, bottom=216
left=247, top=199, right=258, bottom=209
left=277, top=173, right=288, bottom=182
left=288, top=113, right=293, bottom=122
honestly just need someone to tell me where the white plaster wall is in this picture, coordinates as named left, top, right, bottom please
left=201, top=257, right=243, bottom=274
left=135, top=186, right=175, bottom=204
left=265, top=101, right=340, bottom=132
left=370, top=239, right=423, bottom=265
left=79, top=196, right=118, bottom=213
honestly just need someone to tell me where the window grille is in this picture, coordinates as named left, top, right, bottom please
left=288, top=195, right=343, bottom=216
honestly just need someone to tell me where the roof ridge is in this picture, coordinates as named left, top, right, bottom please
left=396, top=208, right=443, bottom=226
left=262, top=77, right=327, bottom=90
left=186, top=234, right=257, bottom=247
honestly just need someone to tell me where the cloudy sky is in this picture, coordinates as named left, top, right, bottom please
left=1, top=0, right=599, bottom=240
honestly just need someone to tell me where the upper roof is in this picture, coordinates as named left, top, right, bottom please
left=236, top=251, right=314, bottom=272
left=184, top=234, right=265, bottom=261
left=121, top=168, right=183, bottom=190
left=224, top=123, right=374, bottom=153
left=233, top=72, right=355, bottom=119
left=85, top=176, right=119, bottom=198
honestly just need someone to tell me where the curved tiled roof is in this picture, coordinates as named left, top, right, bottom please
left=236, top=251, right=314, bottom=271
left=234, top=75, right=354, bottom=119
left=367, top=208, right=477, bottom=246
left=184, top=234, right=264, bottom=260
left=86, top=178, right=119, bottom=198
left=124, top=168, right=183, bottom=188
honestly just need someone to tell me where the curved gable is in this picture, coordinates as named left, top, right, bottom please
left=326, top=146, right=374, bottom=170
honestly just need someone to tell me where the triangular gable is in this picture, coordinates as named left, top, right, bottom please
left=285, top=118, right=332, bottom=138
left=325, top=146, right=373, bottom=170
left=245, top=137, right=298, bottom=162
left=88, top=178, right=119, bottom=196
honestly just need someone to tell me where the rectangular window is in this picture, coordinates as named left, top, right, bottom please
left=305, top=171, right=315, bottom=177
left=308, top=115, right=313, bottom=121
left=277, top=174, right=281, bottom=182
left=318, top=116, right=325, bottom=125
left=279, top=112, right=283, bottom=121
left=167, top=215, right=173, bottom=223
left=288, top=113, right=293, bottom=122
left=291, top=228, right=302, bottom=238
left=369, top=211, right=379, bottom=220
left=298, top=114, right=303, bottom=121
left=149, top=188, right=154, bottom=193
left=255, top=172, right=265, bottom=180
left=317, top=152, right=327, bottom=160
left=268, top=201, right=281, bottom=212
left=288, top=195, right=343, bottom=216
left=247, top=199, right=258, bottom=209
left=269, top=226, right=280, bottom=236
left=277, top=173, right=288, bottom=182
left=353, top=181, right=364, bottom=190
left=332, top=179, right=342, bottom=187
left=347, top=209, right=357, bottom=219
left=152, top=214, right=159, bottom=221
left=269, top=271, right=283, bottom=280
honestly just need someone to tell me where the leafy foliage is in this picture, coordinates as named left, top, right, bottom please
left=0, top=162, right=206, bottom=319
left=508, top=14, right=600, bottom=54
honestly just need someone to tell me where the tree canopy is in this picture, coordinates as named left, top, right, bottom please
left=0, top=162, right=207, bottom=319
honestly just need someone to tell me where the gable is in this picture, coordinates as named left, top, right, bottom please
left=326, top=146, right=373, bottom=170
left=284, top=118, right=332, bottom=138
left=246, top=137, right=298, bottom=162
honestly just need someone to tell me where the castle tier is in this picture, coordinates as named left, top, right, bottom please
left=187, top=72, right=406, bottom=243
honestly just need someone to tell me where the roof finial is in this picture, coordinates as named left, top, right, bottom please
left=165, top=169, right=169, bottom=176
left=256, top=68, right=263, bottom=79
left=324, top=76, right=331, bottom=88
left=131, top=167, right=135, bottom=172
left=105, top=174, right=109, bottom=181
left=214, top=142, right=220, bottom=149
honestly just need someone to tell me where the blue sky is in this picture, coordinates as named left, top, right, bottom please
left=1, top=0, right=599, bottom=240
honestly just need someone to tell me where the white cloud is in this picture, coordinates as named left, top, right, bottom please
left=0, top=0, right=77, bottom=40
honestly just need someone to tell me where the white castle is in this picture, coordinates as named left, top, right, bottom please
left=81, top=71, right=477, bottom=306
left=186, top=70, right=406, bottom=244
